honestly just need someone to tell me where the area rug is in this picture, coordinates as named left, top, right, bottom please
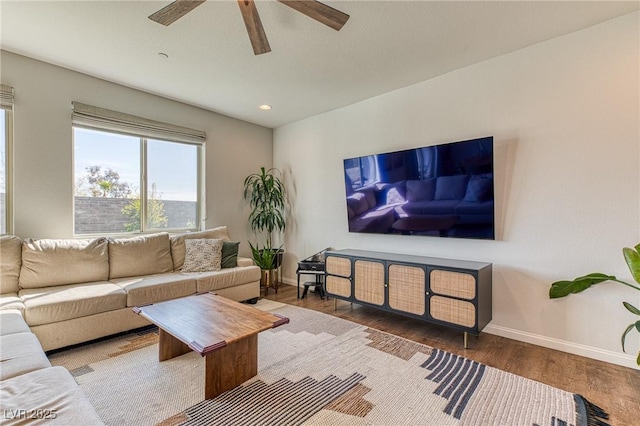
left=48, top=300, right=608, bottom=426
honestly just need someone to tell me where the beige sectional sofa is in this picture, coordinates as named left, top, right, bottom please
left=0, top=309, right=104, bottom=425
left=0, top=226, right=260, bottom=351
left=0, top=226, right=260, bottom=424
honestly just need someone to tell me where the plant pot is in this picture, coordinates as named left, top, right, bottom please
left=260, top=268, right=277, bottom=296
left=273, top=249, right=284, bottom=269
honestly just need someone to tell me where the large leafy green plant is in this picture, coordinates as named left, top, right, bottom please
left=549, top=243, right=640, bottom=366
left=243, top=167, right=286, bottom=250
left=248, top=242, right=279, bottom=270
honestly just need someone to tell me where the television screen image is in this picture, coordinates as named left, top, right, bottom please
left=343, top=136, right=494, bottom=240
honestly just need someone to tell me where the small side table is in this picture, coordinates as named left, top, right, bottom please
left=297, top=270, right=325, bottom=299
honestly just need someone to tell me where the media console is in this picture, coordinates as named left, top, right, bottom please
left=324, top=249, right=492, bottom=348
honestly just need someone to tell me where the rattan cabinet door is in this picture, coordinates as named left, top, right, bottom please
left=429, top=296, right=476, bottom=328
left=326, top=256, right=351, bottom=277
left=354, top=260, right=385, bottom=306
left=388, top=264, right=425, bottom=316
left=326, top=275, right=352, bottom=298
left=428, top=268, right=479, bottom=331
left=430, top=270, right=476, bottom=300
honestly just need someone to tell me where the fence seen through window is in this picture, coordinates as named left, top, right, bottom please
left=73, top=127, right=200, bottom=235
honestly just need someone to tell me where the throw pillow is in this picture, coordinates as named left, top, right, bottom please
left=182, top=239, right=223, bottom=273
left=434, top=175, right=470, bottom=200
left=170, top=226, right=231, bottom=270
left=384, top=181, right=406, bottom=205
left=463, top=175, right=493, bottom=203
left=406, top=179, right=436, bottom=202
left=221, top=241, right=240, bottom=269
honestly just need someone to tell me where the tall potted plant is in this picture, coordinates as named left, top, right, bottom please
left=549, top=243, right=640, bottom=366
left=243, top=167, right=286, bottom=290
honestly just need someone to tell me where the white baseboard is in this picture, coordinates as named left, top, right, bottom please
left=279, top=277, right=637, bottom=369
left=281, top=277, right=297, bottom=286
left=484, top=324, right=637, bottom=369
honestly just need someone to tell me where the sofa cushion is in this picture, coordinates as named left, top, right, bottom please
left=434, top=175, right=470, bottom=200
left=221, top=241, right=240, bottom=268
left=346, top=193, right=369, bottom=216
left=111, top=273, right=197, bottom=307
left=182, top=239, right=223, bottom=273
left=408, top=200, right=460, bottom=215
left=0, top=293, right=25, bottom=312
left=109, top=233, right=173, bottom=279
left=1, top=235, right=22, bottom=293
left=194, top=266, right=261, bottom=293
left=236, top=256, right=254, bottom=268
left=463, top=174, right=493, bottom=202
left=347, top=206, right=356, bottom=219
left=19, top=238, right=109, bottom=289
left=170, top=226, right=231, bottom=270
left=0, top=309, right=30, bottom=336
left=455, top=200, right=494, bottom=215
left=406, top=179, right=436, bottom=202
left=0, top=366, right=104, bottom=425
left=20, top=282, right=127, bottom=327
left=360, top=189, right=377, bottom=209
left=348, top=207, right=396, bottom=233
left=0, top=332, right=51, bottom=380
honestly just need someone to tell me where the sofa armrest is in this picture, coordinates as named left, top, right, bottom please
left=236, top=257, right=254, bottom=268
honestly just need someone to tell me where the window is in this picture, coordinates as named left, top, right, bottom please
left=416, top=147, right=436, bottom=179
left=345, top=155, right=378, bottom=191
left=72, top=103, right=204, bottom=235
left=1, top=84, right=14, bottom=235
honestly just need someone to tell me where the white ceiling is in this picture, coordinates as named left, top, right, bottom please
left=1, top=1, right=638, bottom=129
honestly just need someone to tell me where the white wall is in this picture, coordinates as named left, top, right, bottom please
left=1, top=51, right=272, bottom=256
left=274, top=12, right=640, bottom=368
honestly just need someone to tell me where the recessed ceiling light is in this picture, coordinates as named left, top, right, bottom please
left=158, top=52, right=169, bottom=59
left=259, top=104, right=272, bottom=111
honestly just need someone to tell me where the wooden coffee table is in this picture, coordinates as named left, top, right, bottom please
left=133, top=292, right=289, bottom=399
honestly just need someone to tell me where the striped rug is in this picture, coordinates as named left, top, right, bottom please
left=49, top=299, right=608, bottom=426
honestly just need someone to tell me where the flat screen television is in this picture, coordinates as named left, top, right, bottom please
left=343, top=136, right=494, bottom=240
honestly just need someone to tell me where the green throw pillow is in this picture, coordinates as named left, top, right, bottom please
left=221, top=241, right=239, bottom=268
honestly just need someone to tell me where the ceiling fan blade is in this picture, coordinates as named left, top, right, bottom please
left=149, top=0, right=206, bottom=26
left=237, top=0, right=271, bottom=55
left=277, top=0, right=349, bottom=31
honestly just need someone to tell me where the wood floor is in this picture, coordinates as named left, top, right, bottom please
left=264, top=284, right=639, bottom=426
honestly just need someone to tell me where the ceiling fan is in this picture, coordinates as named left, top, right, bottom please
left=148, top=0, right=350, bottom=55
